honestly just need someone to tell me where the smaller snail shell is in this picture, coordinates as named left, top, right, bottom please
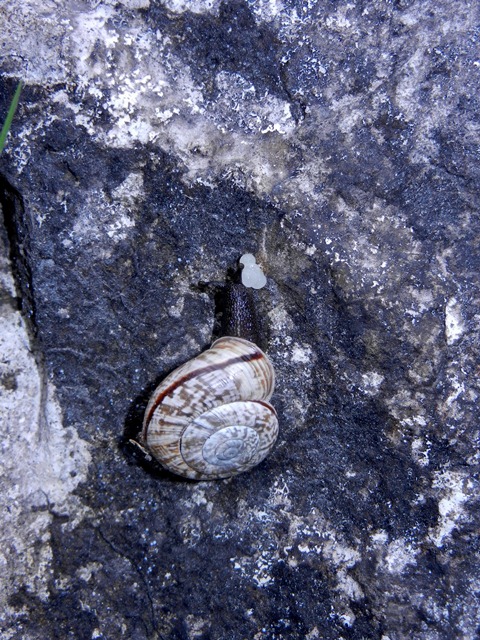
left=142, top=336, right=278, bottom=480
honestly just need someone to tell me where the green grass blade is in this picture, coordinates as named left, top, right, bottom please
left=0, top=80, right=24, bottom=154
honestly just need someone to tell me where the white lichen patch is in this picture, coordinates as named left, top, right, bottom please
left=228, top=477, right=364, bottom=622
left=0, top=305, right=91, bottom=610
left=268, top=304, right=295, bottom=340
left=76, top=562, right=103, bottom=583
left=321, top=199, right=429, bottom=308
left=408, top=287, right=434, bottom=313
left=394, top=3, right=478, bottom=165
left=411, top=436, right=431, bottom=466
left=305, top=627, right=321, bottom=640
left=162, top=0, right=221, bottom=13
left=118, top=0, right=151, bottom=8
left=111, top=171, right=145, bottom=204
left=0, top=236, right=17, bottom=299
left=19, top=3, right=295, bottom=197
left=185, top=614, right=209, bottom=638
left=189, top=486, right=210, bottom=508
left=0, top=2, right=72, bottom=85
left=322, top=535, right=362, bottom=575
left=170, top=119, right=291, bottom=195
left=290, top=344, right=313, bottom=364
left=68, top=181, right=139, bottom=247
left=428, top=470, right=473, bottom=548
left=370, top=529, right=389, bottom=546
left=249, top=0, right=285, bottom=23
left=105, top=212, right=136, bottom=239
left=280, top=340, right=316, bottom=421
left=386, top=390, right=428, bottom=439
left=291, top=508, right=364, bottom=622
left=72, top=4, right=118, bottom=84
left=360, top=371, right=384, bottom=396
left=214, top=71, right=296, bottom=136
left=444, top=375, right=465, bottom=408
left=324, top=7, right=353, bottom=32
left=444, top=297, right=464, bottom=345
left=383, top=538, right=419, bottom=575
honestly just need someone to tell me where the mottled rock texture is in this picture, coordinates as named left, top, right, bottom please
left=0, top=0, right=479, bottom=639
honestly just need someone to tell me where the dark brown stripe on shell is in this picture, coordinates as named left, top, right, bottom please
left=144, top=351, right=264, bottom=431
left=253, top=399, right=278, bottom=416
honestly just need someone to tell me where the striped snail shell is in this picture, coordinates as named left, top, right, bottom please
left=141, top=336, right=278, bottom=480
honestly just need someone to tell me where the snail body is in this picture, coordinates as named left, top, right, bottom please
left=141, top=336, right=278, bottom=480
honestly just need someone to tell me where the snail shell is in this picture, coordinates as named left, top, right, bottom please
left=141, top=336, right=278, bottom=480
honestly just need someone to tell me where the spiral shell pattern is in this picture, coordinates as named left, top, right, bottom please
left=142, top=336, right=278, bottom=480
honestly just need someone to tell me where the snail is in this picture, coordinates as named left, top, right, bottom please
left=140, top=255, right=278, bottom=480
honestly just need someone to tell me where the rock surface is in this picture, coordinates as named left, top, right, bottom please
left=0, top=1, right=479, bottom=638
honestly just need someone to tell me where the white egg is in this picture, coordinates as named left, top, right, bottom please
left=239, top=253, right=267, bottom=289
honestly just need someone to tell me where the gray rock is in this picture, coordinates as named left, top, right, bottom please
left=0, top=1, right=479, bottom=638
